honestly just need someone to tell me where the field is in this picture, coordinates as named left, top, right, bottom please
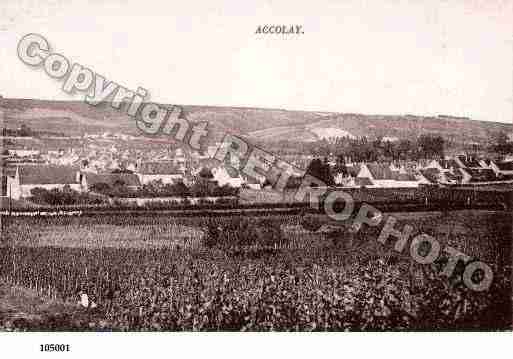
left=0, top=210, right=511, bottom=331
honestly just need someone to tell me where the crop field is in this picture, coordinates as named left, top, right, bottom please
left=0, top=210, right=511, bottom=331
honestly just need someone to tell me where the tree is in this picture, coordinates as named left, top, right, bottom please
left=201, top=217, right=286, bottom=251
left=198, top=167, right=214, bottom=180
left=397, top=139, right=414, bottom=160
left=491, top=131, right=513, bottom=156
left=90, top=182, right=111, bottom=194
left=285, top=175, right=303, bottom=189
left=305, top=158, right=334, bottom=186
left=19, top=124, right=32, bottom=137
left=111, top=168, right=133, bottom=174
left=418, top=134, right=444, bottom=159
left=113, top=179, right=126, bottom=188
left=162, top=181, right=190, bottom=197
left=333, top=155, right=348, bottom=175
left=191, top=179, right=216, bottom=197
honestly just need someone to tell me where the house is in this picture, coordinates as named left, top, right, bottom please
left=460, top=168, right=497, bottom=183
left=6, top=165, right=82, bottom=199
left=333, top=162, right=363, bottom=185
left=424, top=159, right=444, bottom=171
left=389, top=162, right=400, bottom=172
left=478, top=159, right=493, bottom=169
left=333, top=172, right=346, bottom=185
left=490, top=161, right=513, bottom=178
left=0, top=167, right=17, bottom=196
left=243, top=175, right=262, bottom=190
left=423, top=159, right=468, bottom=184
left=446, top=168, right=467, bottom=184
left=381, top=136, right=399, bottom=143
left=346, top=177, right=374, bottom=187
left=212, top=166, right=244, bottom=188
left=173, top=148, right=186, bottom=163
left=420, top=168, right=442, bottom=184
left=135, top=161, right=184, bottom=185
left=81, top=172, right=142, bottom=191
left=1, top=175, right=6, bottom=196
left=455, top=155, right=482, bottom=169
left=439, top=159, right=463, bottom=171
left=356, top=163, right=421, bottom=188
left=345, top=163, right=361, bottom=178
left=357, top=163, right=392, bottom=186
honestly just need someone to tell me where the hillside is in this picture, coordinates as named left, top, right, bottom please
left=1, top=98, right=511, bottom=146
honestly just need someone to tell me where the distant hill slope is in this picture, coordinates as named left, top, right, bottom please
left=1, top=98, right=511, bottom=145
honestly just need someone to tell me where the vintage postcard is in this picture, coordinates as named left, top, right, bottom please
left=0, top=0, right=512, bottom=357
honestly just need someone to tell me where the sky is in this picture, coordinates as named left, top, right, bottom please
left=0, top=0, right=511, bottom=123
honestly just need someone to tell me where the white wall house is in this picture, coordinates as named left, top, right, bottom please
left=356, top=163, right=421, bottom=188
left=135, top=161, right=184, bottom=185
left=7, top=165, right=82, bottom=199
left=212, top=166, right=244, bottom=188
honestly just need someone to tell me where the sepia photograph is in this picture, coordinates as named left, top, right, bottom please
left=0, top=0, right=512, bottom=357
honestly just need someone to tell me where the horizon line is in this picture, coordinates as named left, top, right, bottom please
left=1, top=95, right=512, bottom=126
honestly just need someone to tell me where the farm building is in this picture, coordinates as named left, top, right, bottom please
left=6, top=165, right=82, bottom=199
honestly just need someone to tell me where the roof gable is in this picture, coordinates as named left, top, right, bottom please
left=465, top=168, right=497, bottom=182
left=18, top=165, right=79, bottom=185
left=367, top=163, right=394, bottom=180
left=420, top=168, right=440, bottom=183
left=496, top=161, right=513, bottom=171
left=439, top=159, right=461, bottom=169
left=457, top=156, right=482, bottom=168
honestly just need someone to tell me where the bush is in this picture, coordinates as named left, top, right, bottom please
left=201, top=217, right=286, bottom=251
left=216, top=197, right=238, bottom=206
left=197, top=198, right=214, bottom=206
left=301, top=214, right=323, bottom=232
left=29, top=187, right=108, bottom=206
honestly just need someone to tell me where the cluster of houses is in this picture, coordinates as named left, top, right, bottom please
left=332, top=155, right=513, bottom=188
left=1, top=158, right=255, bottom=200
left=2, top=148, right=513, bottom=200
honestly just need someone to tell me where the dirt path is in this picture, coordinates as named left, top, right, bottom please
left=0, top=283, right=100, bottom=331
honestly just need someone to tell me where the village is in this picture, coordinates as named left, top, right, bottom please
left=2, top=127, right=513, bottom=205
